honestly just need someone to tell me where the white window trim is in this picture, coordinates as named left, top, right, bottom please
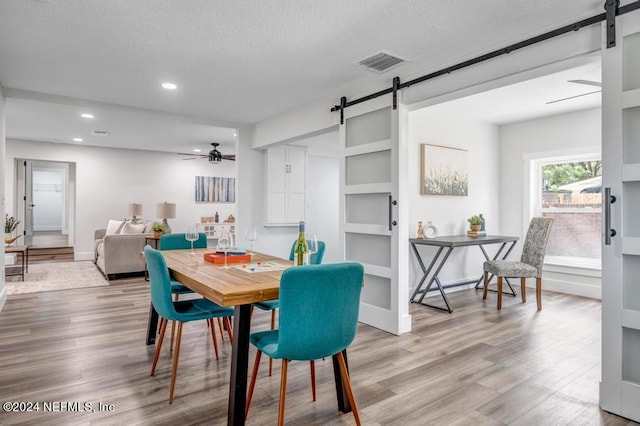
left=522, top=147, right=601, bottom=270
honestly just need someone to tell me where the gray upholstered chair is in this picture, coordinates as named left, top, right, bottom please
left=483, top=217, right=554, bottom=311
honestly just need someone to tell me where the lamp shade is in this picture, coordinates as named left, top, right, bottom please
left=127, top=202, right=142, bottom=216
left=156, top=202, right=176, bottom=219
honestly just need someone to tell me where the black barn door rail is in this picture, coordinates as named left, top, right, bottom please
left=332, top=1, right=640, bottom=124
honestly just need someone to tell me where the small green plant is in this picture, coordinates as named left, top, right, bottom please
left=467, top=215, right=484, bottom=226
left=152, top=223, right=167, bottom=233
left=5, top=214, right=19, bottom=233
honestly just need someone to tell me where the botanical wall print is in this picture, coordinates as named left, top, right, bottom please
left=195, top=176, right=236, bottom=203
left=421, top=144, right=468, bottom=196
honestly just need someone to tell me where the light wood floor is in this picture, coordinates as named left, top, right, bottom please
left=30, top=230, right=68, bottom=248
left=0, top=279, right=636, bottom=425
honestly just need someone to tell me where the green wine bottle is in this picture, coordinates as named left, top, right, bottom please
left=294, top=221, right=308, bottom=266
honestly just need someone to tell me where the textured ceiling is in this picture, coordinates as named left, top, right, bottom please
left=0, top=0, right=608, bottom=153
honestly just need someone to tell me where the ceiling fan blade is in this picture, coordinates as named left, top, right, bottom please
left=222, top=155, right=236, bottom=161
left=181, top=157, right=203, bottom=161
left=545, top=89, right=601, bottom=105
left=568, top=79, right=602, bottom=87
left=177, top=152, right=207, bottom=157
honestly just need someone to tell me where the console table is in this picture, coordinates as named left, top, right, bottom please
left=410, top=235, right=518, bottom=313
left=5, top=245, right=30, bottom=281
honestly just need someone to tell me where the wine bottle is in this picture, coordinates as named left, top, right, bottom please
left=293, top=221, right=308, bottom=266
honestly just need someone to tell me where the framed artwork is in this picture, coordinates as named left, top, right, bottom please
left=195, top=176, right=236, bottom=203
left=421, top=144, right=468, bottom=196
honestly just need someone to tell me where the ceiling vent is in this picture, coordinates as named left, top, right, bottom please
left=359, top=52, right=405, bottom=73
left=90, top=130, right=110, bottom=137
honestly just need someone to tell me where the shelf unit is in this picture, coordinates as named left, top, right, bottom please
left=200, top=223, right=236, bottom=240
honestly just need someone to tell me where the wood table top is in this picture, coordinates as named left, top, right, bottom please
left=163, top=249, right=291, bottom=307
left=4, top=245, right=29, bottom=253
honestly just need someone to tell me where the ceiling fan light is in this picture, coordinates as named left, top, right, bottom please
left=209, top=149, right=222, bottom=163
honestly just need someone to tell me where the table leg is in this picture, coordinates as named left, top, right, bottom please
left=332, top=349, right=352, bottom=413
left=146, top=303, right=159, bottom=345
left=228, top=304, right=251, bottom=426
left=410, top=244, right=443, bottom=302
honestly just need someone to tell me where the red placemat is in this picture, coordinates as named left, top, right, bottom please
left=203, top=252, right=252, bottom=264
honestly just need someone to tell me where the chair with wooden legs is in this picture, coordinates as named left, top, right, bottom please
left=246, top=262, right=364, bottom=425
left=158, top=233, right=232, bottom=349
left=483, top=217, right=554, bottom=310
left=145, top=246, right=234, bottom=403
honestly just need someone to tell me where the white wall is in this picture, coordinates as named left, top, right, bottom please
left=499, top=107, right=602, bottom=298
left=408, top=107, right=501, bottom=290
left=5, top=139, right=237, bottom=260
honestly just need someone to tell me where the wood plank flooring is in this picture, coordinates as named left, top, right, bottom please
left=0, top=279, right=637, bottom=425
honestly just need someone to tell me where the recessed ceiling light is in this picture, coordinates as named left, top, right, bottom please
left=193, top=149, right=201, bottom=153
left=73, top=138, right=83, bottom=142
left=161, top=82, right=177, bottom=90
left=80, top=113, right=94, bottom=119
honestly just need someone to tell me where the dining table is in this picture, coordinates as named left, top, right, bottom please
left=156, top=249, right=352, bottom=426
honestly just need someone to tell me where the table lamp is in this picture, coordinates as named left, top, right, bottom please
left=127, top=202, right=142, bottom=221
left=156, top=202, right=176, bottom=234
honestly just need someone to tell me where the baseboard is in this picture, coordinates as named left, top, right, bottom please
left=75, top=251, right=94, bottom=261
left=531, top=277, right=601, bottom=300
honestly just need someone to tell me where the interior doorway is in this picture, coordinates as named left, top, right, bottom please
left=15, top=159, right=76, bottom=249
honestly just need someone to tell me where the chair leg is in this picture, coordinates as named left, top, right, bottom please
left=483, top=271, right=489, bottom=300
left=224, top=317, right=233, bottom=343
left=278, top=359, right=290, bottom=426
left=497, top=276, right=503, bottom=310
left=151, top=317, right=168, bottom=376
left=246, top=350, right=262, bottom=418
left=521, top=277, right=527, bottom=303
left=309, top=360, right=317, bottom=401
left=217, top=317, right=225, bottom=341
left=170, top=294, right=180, bottom=351
left=536, top=277, right=542, bottom=311
left=169, top=321, right=184, bottom=404
left=269, top=309, right=276, bottom=376
left=336, top=351, right=361, bottom=426
left=208, top=319, right=220, bottom=360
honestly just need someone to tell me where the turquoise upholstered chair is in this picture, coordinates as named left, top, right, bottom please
left=483, top=217, right=554, bottom=311
left=246, top=262, right=364, bottom=425
left=145, top=246, right=234, bottom=403
left=253, top=240, right=326, bottom=376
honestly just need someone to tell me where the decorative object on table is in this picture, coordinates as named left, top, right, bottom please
left=5, top=214, right=20, bottom=245
left=127, top=202, right=142, bottom=221
left=185, top=224, right=199, bottom=255
left=421, top=144, right=468, bottom=196
left=479, top=214, right=485, bottom=231
left=467, top=215, right=486, bottom=237
left=155, top=202, right=176, bottom=234
left=204, top=252, right=251, bottom=264
left=424, top=221, right=438, bottom=238
left=216, top=232, right=231, bottom=269
left=245, top=226, right=258, bottom=255
left=416, top=221, right=424, bottom=239
left=152, top=223, right=167, bottom=238
left=224, top=214, right=235, bottom=223
left=214, top=211, right=219, bottom=223
left=4, top=234, right=22, bottom=245
left=195, top=176, right=236, bottom=203
left=293, top=221, right=309, bottom=266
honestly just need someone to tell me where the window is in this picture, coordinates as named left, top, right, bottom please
left=532, top=154, right=601, bottom=269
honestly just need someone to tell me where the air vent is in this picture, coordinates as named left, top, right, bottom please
left=90, top=130, right=110, bottom=137
left=359, top=52, right=405, bottom=73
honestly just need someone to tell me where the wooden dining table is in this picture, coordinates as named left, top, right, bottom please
left=157, top=249, right=352, bottom=426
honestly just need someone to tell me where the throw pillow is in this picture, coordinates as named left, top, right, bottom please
left=121, top=222, right=146, bottom=234
left=105, top=219, right=125, bottom=235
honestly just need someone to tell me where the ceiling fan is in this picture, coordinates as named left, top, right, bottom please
left=546, top=79, right=602, bottom=104
left=178, top=143, right=236, bottom=163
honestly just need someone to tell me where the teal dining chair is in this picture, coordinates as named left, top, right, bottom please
left=246, top=262, right=364, bottom=425
left=145, top=245, right=234, bottom=403
left=253, top=239, right=326, bottom=377
left=158, top=233, right=232, bottom=347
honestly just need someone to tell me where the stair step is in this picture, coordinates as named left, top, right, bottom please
left=28, top=246, right=75, bottom=264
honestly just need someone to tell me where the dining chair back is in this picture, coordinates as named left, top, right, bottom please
left=159, top=233, right=207, bottom=250
left=483, top=217, right=554, bottom=310
left=145, top=245, right=234, bottom=403
left=246, top=262, right=364, bottom=425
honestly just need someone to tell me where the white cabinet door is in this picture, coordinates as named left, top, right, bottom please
left=265, top=145, right=306, bottom=225
left=600, top=13, right=640, bottom=423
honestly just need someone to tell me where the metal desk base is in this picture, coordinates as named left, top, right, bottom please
left=410, top=235, right=519, bottom=313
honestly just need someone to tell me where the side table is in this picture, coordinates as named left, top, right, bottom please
left=5, top=245, right=30, bottom=281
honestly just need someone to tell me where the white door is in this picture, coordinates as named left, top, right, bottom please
left=339, top=95, right=410, bottom=335
left=15, top=160, right=34, bottom=246
left=600, top=13, right=640, bottom=422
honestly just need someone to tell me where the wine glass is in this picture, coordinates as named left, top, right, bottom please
left=217, top=234, right=230, bottom=269
left=245, top=226, right=258, bottom=255
left=185, top=224, right=198, bottom=255
left=307, top=233, right=318, bottom=265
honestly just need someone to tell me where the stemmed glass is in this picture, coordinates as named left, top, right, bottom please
left=245, top=226, right=258, bottom=256
left=217, top=233, right=230, bottom=269
left=185, top=224, right=198, bottom=255
left=307, top=233, right=318, bottom=265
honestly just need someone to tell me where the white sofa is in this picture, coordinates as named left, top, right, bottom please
left=94, top=219, right=154, bottom=280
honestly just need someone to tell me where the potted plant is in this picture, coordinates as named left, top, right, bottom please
left=467, top=215, right=484, bottom=232
left=152, top=222, right=167, bottom=238
left=5, top=214, right=21, bottom=245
